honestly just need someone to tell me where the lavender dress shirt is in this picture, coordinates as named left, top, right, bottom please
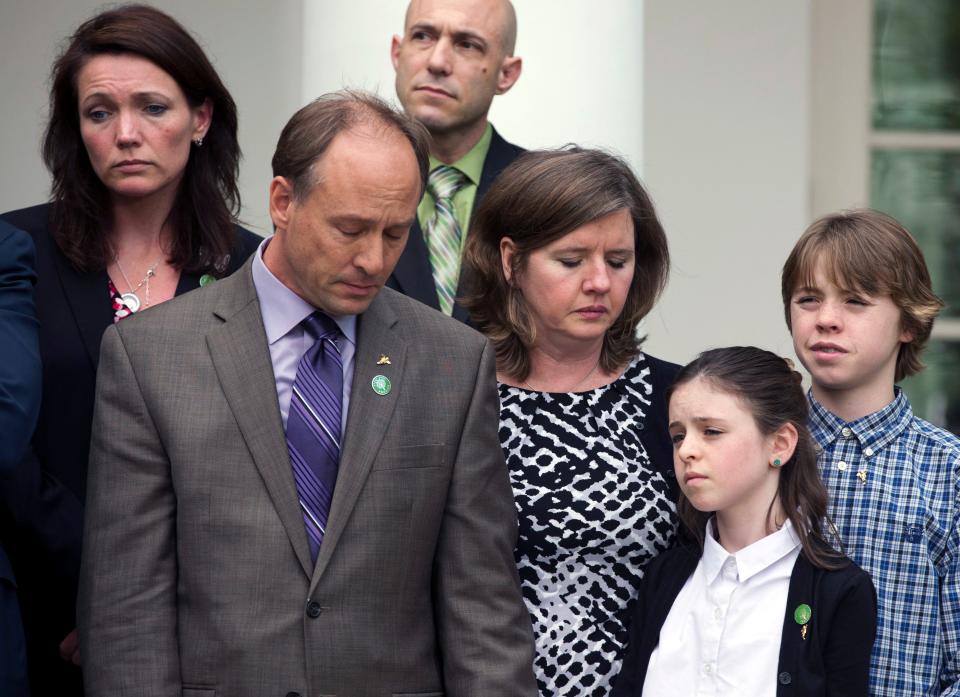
left=251, top=237, right=356, bottom=430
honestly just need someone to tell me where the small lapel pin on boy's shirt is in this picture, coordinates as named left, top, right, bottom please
left=371, top=374, right=392, bottom=396
left=377, top=354, right=391, bottom=365
left=857, top=468, right=868, bottom=484
left=794, top=603, right=812, bottom=641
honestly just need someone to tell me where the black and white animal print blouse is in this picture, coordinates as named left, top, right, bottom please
left=498, top=354, right=678, bottom=696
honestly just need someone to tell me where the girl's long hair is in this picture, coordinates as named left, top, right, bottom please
left=668, top=346, right=844, bottom=569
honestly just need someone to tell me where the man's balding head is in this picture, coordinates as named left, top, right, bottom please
left=392, top=0, right=522, bottom=157
left=402, top=0, right=517, bottom=56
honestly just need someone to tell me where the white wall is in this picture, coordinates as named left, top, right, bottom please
left=0, top=0, right=303, bottom=234
left=641, top=0, right=812, bottom=364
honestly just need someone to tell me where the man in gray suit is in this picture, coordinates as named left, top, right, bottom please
left=78, top=91, right=536, bottom=697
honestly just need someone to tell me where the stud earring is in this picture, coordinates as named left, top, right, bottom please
left=771, top=458, right=783, bottom=468
left=193, top=136, right=204, bottom=147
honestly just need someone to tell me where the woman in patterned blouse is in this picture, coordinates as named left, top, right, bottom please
left=461, top=147, right=679, bottom=696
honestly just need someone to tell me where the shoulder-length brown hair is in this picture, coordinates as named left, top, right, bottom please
left=43, top=4, right=241, bottom=274
left=668, top=346, right=845, bottom=570
left=460, top=147, right=669, bottom=381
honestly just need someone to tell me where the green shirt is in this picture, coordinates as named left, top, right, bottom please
left=417, top=123, right=493, bottom=239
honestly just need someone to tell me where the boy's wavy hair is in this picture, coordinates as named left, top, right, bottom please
left=781, top=209, right=944, bottom=381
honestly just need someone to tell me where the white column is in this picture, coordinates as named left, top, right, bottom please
left=641, top=0, right=813, bottom=365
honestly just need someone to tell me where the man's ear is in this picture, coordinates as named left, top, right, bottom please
left=269, top=176, right=296, bottom=232
left=496, top=55, right=522, bottom=95
left=391, top=35, right=402, bottom=71
left=500, top=237, right=517, bottom=284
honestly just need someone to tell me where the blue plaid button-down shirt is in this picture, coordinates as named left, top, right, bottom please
left=809, top=389, right=960, bottom=696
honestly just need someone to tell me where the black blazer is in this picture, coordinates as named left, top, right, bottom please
left=0, top=203, right=260, bottom=696
left=387, top=126, right=524, bottom=323
left=612, top=543, right=877, bottom=697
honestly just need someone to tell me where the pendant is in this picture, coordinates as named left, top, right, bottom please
left=120, top=292, right=141, bottom=312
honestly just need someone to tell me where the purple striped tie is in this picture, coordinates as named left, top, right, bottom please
left=286, top=313, right=343, bottom=563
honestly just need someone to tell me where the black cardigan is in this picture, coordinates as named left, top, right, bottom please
left=612, top=542, right=877, bottom=697
left=0, top=203, right=261, bottom=696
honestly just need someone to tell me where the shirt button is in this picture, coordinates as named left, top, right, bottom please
left=865, top=447, right=874, bottom=456
left=779, top=671, right=792, bottom=685
left=714, top=607, right=723, bottom=620
left=837, top=461, right=848, bottom=471
left=703, top=663, right=713, bottom=674
left=841, top=427, right=852, bottom=437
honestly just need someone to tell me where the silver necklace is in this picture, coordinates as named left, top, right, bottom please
left=114, top=256, right=160, bottom=312
left=522, top=359, right=601, bottom=393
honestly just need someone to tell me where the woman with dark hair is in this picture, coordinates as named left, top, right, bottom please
left=461, top=147, right=679, bottom=696
left=0, top=5, right=259, bottom=693
left=613, top=347, right=876, bottom=697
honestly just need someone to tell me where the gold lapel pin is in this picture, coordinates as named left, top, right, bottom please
left=377, top=354, right=391, bottom=366
left=857, top=468, right=868, bottom=483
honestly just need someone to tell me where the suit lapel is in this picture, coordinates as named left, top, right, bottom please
left=49, top=243, right=114, bottom=369
left=392, top=127, right=523, bottom=322
left=206, top=264, right=314, bottom=578
left=452, top=127, right=521, bottom=322
left=312, top=292, right=406, bottom=583
left=392, top=218, right=441, bottom=311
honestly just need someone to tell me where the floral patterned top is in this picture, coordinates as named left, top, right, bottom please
left=108, top=278, right=137, bottom=323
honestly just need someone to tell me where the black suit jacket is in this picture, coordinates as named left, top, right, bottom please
left=387, top=125, right=524, bottom=323
left=0, top=203, right=260, bottom=696
left=0, top=222, right=41, bottom=697
left=612, top=542, right=877, bottom=697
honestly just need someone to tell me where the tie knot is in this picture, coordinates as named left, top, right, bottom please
left=302, top=312, right=341, bottom=343
left=427, top=165, right=468, bottom=202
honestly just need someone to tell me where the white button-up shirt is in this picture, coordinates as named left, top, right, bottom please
left=643, top=519, right=801, bottom=697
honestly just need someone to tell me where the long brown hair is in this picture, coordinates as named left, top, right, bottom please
left=460, top=147, right=669, bottom=381
left=668, top=346, right=844, bottom=570
left=43, top=4, right=241, bottom=274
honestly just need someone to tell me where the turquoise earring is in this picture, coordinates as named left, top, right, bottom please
left=771, top=458, right=783, bottom=468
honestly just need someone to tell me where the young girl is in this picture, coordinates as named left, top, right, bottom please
left=612, top=347, right=876, bottom=697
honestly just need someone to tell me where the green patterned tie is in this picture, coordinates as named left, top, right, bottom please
left=425, top=165, right=469, bottom=315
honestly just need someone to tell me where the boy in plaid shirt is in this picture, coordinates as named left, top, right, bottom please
left=781, top=209, right=960, bottom=696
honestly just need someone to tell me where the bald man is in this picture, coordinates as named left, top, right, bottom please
left=388, top=0, right=524, bottom=322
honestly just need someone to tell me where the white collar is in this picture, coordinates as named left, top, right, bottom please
left=702, top=517, right=801, bottom=584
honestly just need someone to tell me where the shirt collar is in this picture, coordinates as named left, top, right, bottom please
left=251, top=237, right=357, bottom=346
left=807, top=387, right=912, bottom=455
left=702, top=518, right=801, bottom=584
left=428, top=122, right=493, bottom=186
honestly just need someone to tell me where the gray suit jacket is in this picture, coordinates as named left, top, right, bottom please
left=78, top=260, right=536, bottom=697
